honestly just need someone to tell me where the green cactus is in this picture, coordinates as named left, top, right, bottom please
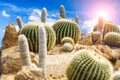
left=18, top=35, right=31, bottom=66
left=60, top=5, right=66, bottom=18
left=63, top=42, right=73, bottom=52
left=113, top=71, right=120, bottom=80
left=20, top=22, right=56, bottom=53
left=104, top=32, right=120, bottom=47
left=66, top=49, right=113, bottom=80
left=75, top=15, right=80, bottom=25
left=61, top=37, right=74, bottom=45
left=41, top=8, right=47, bottom=22
left=38, top=25, right=47, bottom=71
left=16, top=16, right=23, bottom=30
left=93, top=21, right=120, bottom=37
left=52, top=19, right=81, bottom=44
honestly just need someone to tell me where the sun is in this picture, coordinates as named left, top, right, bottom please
left=97, top=10, right=109, bottom=20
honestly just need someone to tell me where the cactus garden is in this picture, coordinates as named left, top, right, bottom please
left=0, top=0, right=120, bottom=80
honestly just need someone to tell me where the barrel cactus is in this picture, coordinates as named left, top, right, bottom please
left=53, top=19, right=81, bottom=44
left=66, top=49, right=113, bottom=80
left=62, top=42, right=73, bottom=52
left=93, top=21, right=120, bottom=37
left=104, top=32, right=120, bottom=47
left=61, top=37, right=74, bottom=45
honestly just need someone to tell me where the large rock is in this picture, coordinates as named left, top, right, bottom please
left=2, top=46, right=39, bottom=74
left=2, top=23, right=18, bottom=49
left=14, top=66, right=46, bottom=80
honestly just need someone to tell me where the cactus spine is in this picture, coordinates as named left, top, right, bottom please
left=52, top=19, right=81, bottom=44
left=16, top=16, right=23, bottom=30
left=66, top=49, right=113, bottom=80
left=38, top=25, right=47, bottom=71
left=18, top=35, right=31, bottom=66
left=41, top=8, right=47, bottom=22
left=104, top=32, right=120, bottom=47
left=60, top=5, right=66, bottom=18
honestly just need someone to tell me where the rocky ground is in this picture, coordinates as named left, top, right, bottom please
left=1, top=44, right=120, bottom=80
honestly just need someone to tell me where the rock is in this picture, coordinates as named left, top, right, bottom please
left=79, top=33, right=93, bottom=45
left=14, top=66, right=46, bottom=80
left=92, top=31, right=101, bottom=44
left=2, top=46, right=39, bottom=74
left=2, top=23, right=18, bottom=49
left=0, top=48, right=2, bottom=76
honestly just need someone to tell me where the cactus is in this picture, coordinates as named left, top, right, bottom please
left=66, top=49, right=113, bottom=80
left=41, top=8, right=47, bottom=22
left=18, top=35, right=31, bottom=66
left=16, top=16, right=23, bottom=30
left=93, top=21, right=120, bottom=37
left=63, top=42, right=73, bottom=52
left=60, top=5, right=66, bottom=18
left=52, top=19, right=81, bottom=44
left=113, top=71, right=120, bottom=80
left=75, top=15, right=80, bottom=25
left=61, top=37, right=74, bottom=45
left=20, top=22, right=56, bottom=53
left=104, top=32, right=120, bottom=47
left=38, top=25, right=47, bottom=71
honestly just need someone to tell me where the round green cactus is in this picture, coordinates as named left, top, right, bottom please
left=20, top=22, right=56, bottom=53
left=104, top=32, right=120, bottom=47
left=61, top=37, right=74, bottom=45
left=66, top=49, right=113, bottom=80
left=62, top=42, right=73, bottom=52
left=93, top=21, right=120, bottom=37
left=52, top=19, right=81, bottom=44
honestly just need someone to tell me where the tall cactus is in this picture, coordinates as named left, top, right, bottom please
left=66, top=49, right=113, bottom=80
left=104, top=32, right=120, bottom=47
left=93, top=21, right=120, bottom=37
left=60, top=5, right=66, bottom=18
left=41, top=8, right=47, bottom=22
left=75, top=15, right=80, bottom=25
left=38, top=25, right=47, bottom=71
left=52, top=19, right=81, bottom=44
left=16, top=16, right=23, bottom=30
left=18, top=35, right=32, bottom=66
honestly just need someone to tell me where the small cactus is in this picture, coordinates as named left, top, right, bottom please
left=61, top=37, right=74, bottom=45
left=38, top=25, right=47, bottom=71
left=41, top=8, right=47, bottom=22
left=104, top=32, right=120, bottom=47
left=66, top=49, right=113, bottom=80
left=16, top=16, right=23, bottom=30
left=113, top=71, right=120, bottom=80
left=63, top=42, right=73, bottom=52
left=75, top=15, right=80, bottom=25
left=52, top=19, right=81, bottom=44
left=18, top=35, right=31, bottom=66
left=60, top=5, right=66, bottom=18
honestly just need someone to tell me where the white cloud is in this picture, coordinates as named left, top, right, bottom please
left=82, top=19, right=97, bottom=33
left=2, top=10, right=10, bottom=17
left=46, top=18, right=56, bottom=26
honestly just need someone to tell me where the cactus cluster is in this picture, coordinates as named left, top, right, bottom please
left=20, top=22, right=56, bottom=53
left=61, top=37, right=74, bottom=45
left=66, top=49, right=113, bottom=80
left=38, top=25, right=47, bottom=71
left=18, top=35, right=31, bottom=66
left=52, top=19, right=81, bottom=44
left=93, top=21, right=120, bottom=37
left=104, top=32, right=120, bottom=47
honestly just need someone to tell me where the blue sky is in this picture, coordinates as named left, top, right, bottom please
left=0, top=0, right=120, bottom=47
